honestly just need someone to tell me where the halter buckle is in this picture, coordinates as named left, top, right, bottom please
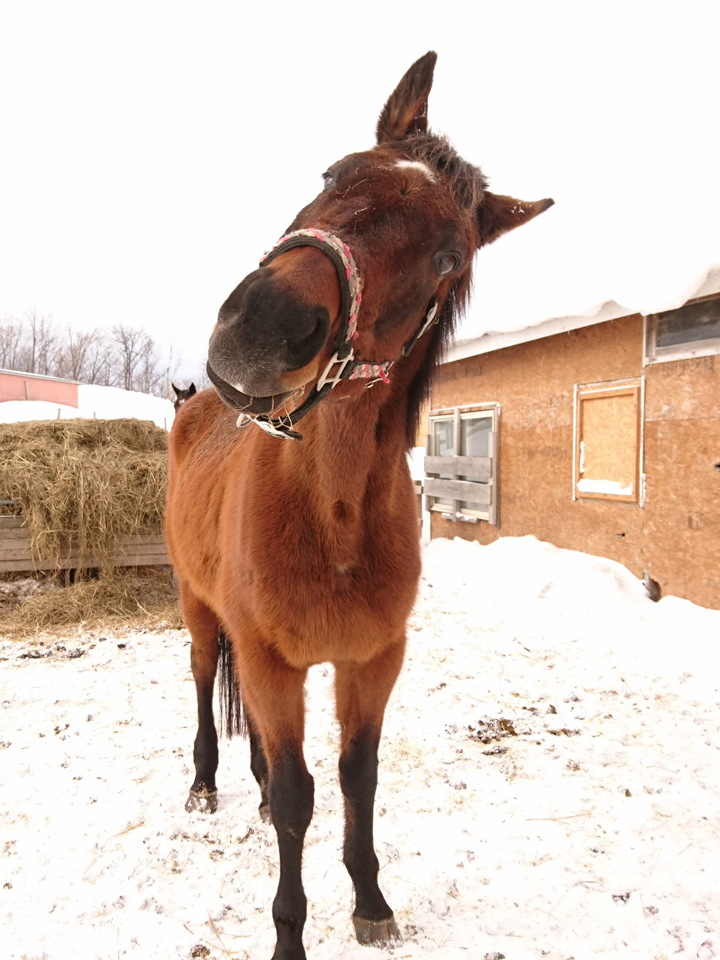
left=254, top=418, right=303, bottom=441
left=316, top=348, right=355, bottom=391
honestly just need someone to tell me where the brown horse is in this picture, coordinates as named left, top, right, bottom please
left=165, top=51, right=552, bottom=960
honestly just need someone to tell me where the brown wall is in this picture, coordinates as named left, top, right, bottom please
left=430, top=316, right=720, bottom=609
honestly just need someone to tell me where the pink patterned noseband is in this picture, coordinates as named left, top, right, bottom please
left=261, top=229, right=362, bottom=347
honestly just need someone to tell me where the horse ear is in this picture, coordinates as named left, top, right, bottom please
left=478, top=192, right=555, bottom=246
left=377, top=51, right=437, bottom=143
left=171, top=383, right=179, bottom=394
left=189, top=383, right=197, bottom=395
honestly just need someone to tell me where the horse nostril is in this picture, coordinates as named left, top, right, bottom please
left=283, top=308, right=329, bottom=345
left=298, top=309, right=330, bottom=343
left=285, top=308, right=331, bottom=366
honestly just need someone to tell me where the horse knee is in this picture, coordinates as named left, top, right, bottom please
left=269, top=753, right=314, bottom=836
left=339, top=730, right=380, bottom=806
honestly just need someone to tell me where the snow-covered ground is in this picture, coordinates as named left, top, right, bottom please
left=0, top=385, right=174, bottom=430
left=1, top=535, right=718, bottom=960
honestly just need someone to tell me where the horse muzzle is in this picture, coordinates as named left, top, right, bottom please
left=206, top=266, right=333, bottom=413
left=205, top=361, right=296, bottom=416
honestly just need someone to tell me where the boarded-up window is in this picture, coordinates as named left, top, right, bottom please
left=574, top=380, right=643, bottom=504
left=426, top=406, right=499, bottom=524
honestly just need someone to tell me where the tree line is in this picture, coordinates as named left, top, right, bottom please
left=0, top=310, right=186, bottom=398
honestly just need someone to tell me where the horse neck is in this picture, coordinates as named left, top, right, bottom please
left=292, top=383, right=409, bottom=533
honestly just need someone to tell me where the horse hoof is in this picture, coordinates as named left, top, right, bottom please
left=258, top=802, right=271, bottom=823
left=185, top=787, right=218, bottom=814
left=353, top=915, right=402, bottom=945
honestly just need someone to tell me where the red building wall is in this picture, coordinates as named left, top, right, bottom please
left=0, top=371, right=79, bottom=407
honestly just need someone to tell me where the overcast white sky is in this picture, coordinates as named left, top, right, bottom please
left=2, top=1, right=719, bottom=380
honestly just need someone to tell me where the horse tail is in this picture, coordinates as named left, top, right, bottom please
left=217, top=627, right=246, bottom=739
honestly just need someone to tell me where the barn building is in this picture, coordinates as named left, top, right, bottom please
left=424, top=270, right=720, bottom=610
left=0, top=369, right=79, bottom=406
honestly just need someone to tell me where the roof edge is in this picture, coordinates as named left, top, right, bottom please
left=447, top=267, right=720, bottom=362
left=446, top=300, right=632, bottom=362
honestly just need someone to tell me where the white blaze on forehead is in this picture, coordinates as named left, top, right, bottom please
left=394, top=159, right=437, bottom=183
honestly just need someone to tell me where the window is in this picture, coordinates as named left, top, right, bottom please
left=644, top=294, right=720, bottom=364
left=425, top=405, right=499, bottom=524
left=573, top=379, right=644, bottom=504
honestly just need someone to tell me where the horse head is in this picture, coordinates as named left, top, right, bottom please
left=206, top=51, right=553, bottom=439
left=171, top=382, right=197, bottom=412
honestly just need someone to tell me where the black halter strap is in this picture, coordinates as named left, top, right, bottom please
left=243, top=230, right=439, bottom=441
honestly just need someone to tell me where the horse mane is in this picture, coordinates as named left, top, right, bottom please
left=404, top=132, right=489, bottom=217
left=403, top=279, right=466, bottom=449
left=401, top=132, right=486, bottom=448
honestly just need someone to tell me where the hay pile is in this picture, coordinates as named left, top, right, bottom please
left=0, top=567, right=182, bottom=637
left=0, top=419, right=168, bottom=568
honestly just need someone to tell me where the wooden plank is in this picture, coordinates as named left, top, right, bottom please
left=0, top=526, right=166, bottom=547
left=424, top=455, right=492, bottom=480
left=121, top=534, right=167, bottom=547
left=0, top=543, right=34, bottom=561
left=113, top=553, right=171, bottom=567
left=0, top=552, right=171, bottom=573
left=114, top=543, right=170, bottom=558
left=0, top=558, right=46, bottom=572
left=0, top=526, right=33, bottom=541
left=0, top=545, right=170, bottom=564
left=0, top=526, right=170, bottom=572
left=0, top=538, right=167, bottom=558
left=0, top=516, right=26, bottom=530
left=423, top=477, right=491, bottom=506
left=489, top=430, right=499, bottom=527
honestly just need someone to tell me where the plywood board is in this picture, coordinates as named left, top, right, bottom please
left=575, top=384, right=641, bottom=502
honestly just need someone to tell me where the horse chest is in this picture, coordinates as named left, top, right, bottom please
left=236, top=525, right=420, bottom=665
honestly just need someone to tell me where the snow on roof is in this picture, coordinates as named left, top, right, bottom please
left=448, top=172, right=720, bottom=362
left=0, top=368, right=78, bottom=384
left=449, top=259, right=720, bottom=363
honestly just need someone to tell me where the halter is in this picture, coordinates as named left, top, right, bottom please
left=241, top=229, right=439, bottom=440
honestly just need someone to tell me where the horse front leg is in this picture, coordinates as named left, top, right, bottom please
left=334, top=637, right=406, bottom=945
left=247, top=710, right=271, bottom=822
left=238, top=640, right=313, bottom=960
left=178, top=580, right=221, bottom=814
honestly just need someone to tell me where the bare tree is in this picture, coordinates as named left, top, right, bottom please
left=108, top=323, right=154, bottom=391
left=0, top=316, right=26, bottom=370
left=1, top=311, right=181, bottom=397
left=18, top=310, right=61, bottom=375
left=56, top=328, right=99, bottom=381
left=157, top=342, right=184, bottom=399
left=82, top=335, right=116, bottom=387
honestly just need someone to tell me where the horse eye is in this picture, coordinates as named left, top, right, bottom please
left=322, top=171, right=335, bottom=189
left=435, top=253, right=459, bottom=276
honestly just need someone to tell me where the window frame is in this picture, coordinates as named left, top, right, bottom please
left=572, top=378, right=645, bottom=506
left=426, top=403, right=499, bottom=524
left=644, top=293, right=720, bottom=365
